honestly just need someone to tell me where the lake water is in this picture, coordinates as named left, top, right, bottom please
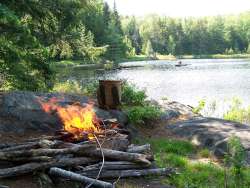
left=58, top=59, right=250, bottom=117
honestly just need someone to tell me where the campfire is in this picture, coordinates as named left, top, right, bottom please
left=0, top=94, right=174, bottom=188
left=39, top=97, right=102, bottom=140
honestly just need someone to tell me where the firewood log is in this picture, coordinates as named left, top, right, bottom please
left=80, top=168, right=175, bottom=179
left=49, top=167, right=114, bottom=188
left=0, top=140, right=63, bottom=152
left=0, top=157, right=97, bottom=178
left=7, top=156, right=53, bottom=162
left=0, top=144, right=94, bottom=160
left=80, top=161, right=150, bottom=172
left=127, top=144, right=151, bottom=154
left=79, top=148, right=151, bottom=165
left=26, top=132, right=73, bottom=142
left=0, top=185, right=9, bottom=188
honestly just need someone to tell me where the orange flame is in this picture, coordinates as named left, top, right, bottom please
left=39, top=97, right=100, bottom=140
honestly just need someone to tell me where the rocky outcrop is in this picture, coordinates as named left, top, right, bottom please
left=159, top=100, right=198, bottom=121
left=0, top=91, right=128, bottom=134
left=166, top=117, right=250, bottom=162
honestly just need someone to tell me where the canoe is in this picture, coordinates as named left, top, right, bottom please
left=175, top=64, right=188, bottom=67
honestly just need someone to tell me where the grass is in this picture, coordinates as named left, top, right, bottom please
left=140, top=138, right=250, bottom=188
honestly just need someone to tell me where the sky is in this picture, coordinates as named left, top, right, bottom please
left=105, top=0, right=250, bottom=17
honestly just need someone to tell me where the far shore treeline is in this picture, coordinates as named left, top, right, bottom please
left=1, top=0, right=250, bottom=91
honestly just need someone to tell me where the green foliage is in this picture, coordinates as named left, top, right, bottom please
left=145, top=40, right=154, bottom=57
left=149, top=138, right=194, bottom=156
left=122, top=12, right=250, bottom=56
left=224, top=136, right=247, bottom=187
left=198, top=149, right=210, bottom=158
left=223, top=97, right=250, bottom=124
left=53, top=80, right=98, bottom=97
left=192, top=99, right=206, bottom=114
left=125, top=105, right=162, bottom=124
left=147, top=138, right=250, bottom=188
left=0, top=3, right=52, bottom=91
left=122, top=83, right=147, bottom=106
left=122, top=82, right=162, bottom=124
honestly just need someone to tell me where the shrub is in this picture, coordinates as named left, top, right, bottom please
left=192, top=99, right=206, bottom=114
left=125, top=105, right=162, bottom=124
left=223, top=97, right=250, bottom=124
left=122, top=83, right=147, bottom=106
left=224, top=136, right=246, bottom=187
left=199, top=149, right=210, bottom=158
left=53, top=80, right=98, bottom=97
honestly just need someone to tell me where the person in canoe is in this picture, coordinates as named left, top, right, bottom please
left=175, top=61, right=188, bottom=67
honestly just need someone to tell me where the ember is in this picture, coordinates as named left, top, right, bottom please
left=39, top=97, right=100, bottom=140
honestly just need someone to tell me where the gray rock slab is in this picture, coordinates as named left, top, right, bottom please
left=166, top=117, right=250, bottom=160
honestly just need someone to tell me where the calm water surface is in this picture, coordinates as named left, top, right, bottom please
left=58, top=59, right=250, bottom=114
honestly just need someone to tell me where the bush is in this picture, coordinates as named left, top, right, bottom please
left=53, top=80, right=98, bottom=97
left=192, top=99, right=206, bottom=114
left=122, top=83, right=147, bottom=106
left=125, top=105, right=162, bottom=124
left=223, top=98, right=250, bottom=124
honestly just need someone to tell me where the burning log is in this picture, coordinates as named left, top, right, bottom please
left=49, top=167, right=114, bottom=188
left=0, top=144, right=94, bottom=160
left=80, top=168, right=175, bottom=179
left=0, top=157, right=97, bottom=178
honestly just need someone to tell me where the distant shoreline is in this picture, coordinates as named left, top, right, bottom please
left=119, top=54, right=250, bottom=63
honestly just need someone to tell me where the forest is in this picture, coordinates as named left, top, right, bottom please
left=1, top=0, right=250, bottom=91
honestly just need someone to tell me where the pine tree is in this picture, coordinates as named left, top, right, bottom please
left=145, top=40, right=154, bottom=57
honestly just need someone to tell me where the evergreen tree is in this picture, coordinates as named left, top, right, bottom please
left=145, top=40, right=154, bottom=57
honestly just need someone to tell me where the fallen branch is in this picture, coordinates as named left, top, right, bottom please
left=0, top=157, right=97, bottom=178
left=49, top=167, right=114, bottom=188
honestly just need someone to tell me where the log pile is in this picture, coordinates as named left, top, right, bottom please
left=0, top=124, right=175, bottom=187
